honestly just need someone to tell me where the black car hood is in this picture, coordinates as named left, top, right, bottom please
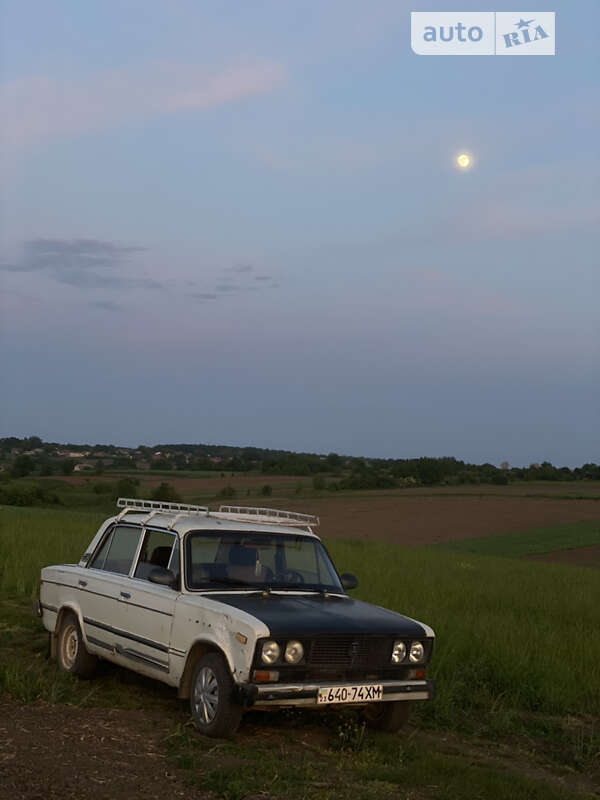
left=209, top=592, right=428, bottom=638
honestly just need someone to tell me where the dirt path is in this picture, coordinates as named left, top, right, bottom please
left=0, top=697, right=210, bottom=800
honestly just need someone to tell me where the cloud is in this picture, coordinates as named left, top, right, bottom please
left=225, top=264, right=254, bottom=273
left=215, top=283, right=239, bottom=293
left=89, top=300, right=121, bottom=312
left=3, top=238, right=145, bottom=272
left=1, top=61, right=286, bottom=152
left=191, top=293, right=218, bottom=301
left=255, top=275, right=272, bottom=281
left=2, top=237, right=163, bottom=291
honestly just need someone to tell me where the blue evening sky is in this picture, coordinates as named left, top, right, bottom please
left=1, top=1, right=598, bottom=465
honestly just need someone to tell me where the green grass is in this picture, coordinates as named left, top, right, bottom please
left=0, top=506, right=106, bottom=595
left=163, top=717, right=596, bottom=800
left=325, top=538, right=600, bottom=720
left=433, top=520, right=600, bottom=558
left=1, top=505, right=599, bottom=798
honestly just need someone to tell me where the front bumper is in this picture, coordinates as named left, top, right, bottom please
left=239, top=679, right=434, bottom=707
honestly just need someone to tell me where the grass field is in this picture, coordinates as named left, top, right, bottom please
left=1, top=503, right=599, bottom=799
left=434, top=520, right=600, bottom=558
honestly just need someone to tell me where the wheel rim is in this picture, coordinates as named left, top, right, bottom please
left=192, top=666, right=219, bottom=725
left=61, top=624, right=79, bottom=668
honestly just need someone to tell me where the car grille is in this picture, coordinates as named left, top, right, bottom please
left=307, top=636, right=392, bottom=669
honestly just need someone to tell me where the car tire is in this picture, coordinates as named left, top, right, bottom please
left=190, top=653, right=243, bottom=739
left=363, top=701, right=412, bottom=732
left=56, top=612, right=98, bottom=678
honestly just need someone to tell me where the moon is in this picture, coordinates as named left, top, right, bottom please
left=457, top=153, right=471, bottom=169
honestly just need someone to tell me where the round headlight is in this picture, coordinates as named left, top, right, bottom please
left=261, top=640, right=281, bottom=664
left=409, top=641, right=425, bottom=663
left=284, top=640, right=304, bottom=664
left=391, top=640, right=406, bottom=664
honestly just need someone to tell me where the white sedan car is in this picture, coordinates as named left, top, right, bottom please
left=36, top=499, right=435, bottom=738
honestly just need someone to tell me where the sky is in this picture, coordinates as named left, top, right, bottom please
left=1, top=1, right=598, bottom=466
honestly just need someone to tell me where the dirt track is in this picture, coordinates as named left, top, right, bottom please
left=0, top=697, right=207, bottom=800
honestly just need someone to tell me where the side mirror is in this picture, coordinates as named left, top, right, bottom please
left=340, top=572, right=358, bottom=591
left=148, top=567, right=176, bottom=587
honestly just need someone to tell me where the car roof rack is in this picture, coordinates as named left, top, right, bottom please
left=115, top=499, right=319, bottom=531
left=214, top=505, right=319, bottom=529
left=116, top=497, right=209, bottom=522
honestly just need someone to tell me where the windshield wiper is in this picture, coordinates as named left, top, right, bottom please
left=264, top=584, right=338, bottom=595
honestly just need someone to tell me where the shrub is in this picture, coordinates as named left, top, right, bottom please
left=0, top=485, right=62, bottom=507
left=261, top=484, right=273, bottom=496
left=218, top=485, right=236, bottom=499
left=151, top=482, right=182, bottom=502
left=116, top=477, right=139, bottom=498
left=92, top=482, right=115, bottom=495
left=10, top=455, right=34, bottom=478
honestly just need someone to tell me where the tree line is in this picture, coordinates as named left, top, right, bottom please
left=2, top=436, right=599, bottom=486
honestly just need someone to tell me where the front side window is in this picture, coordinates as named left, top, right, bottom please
left=185, top=530, right=343, bottom=592
left=89, top=525, right=141, bottom=575
left=134, top=530, right=177, bottom=581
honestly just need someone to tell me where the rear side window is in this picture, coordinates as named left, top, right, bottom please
left=90, top=525, right=141, bottom=575
left=134, top=530, right=177, bottom=580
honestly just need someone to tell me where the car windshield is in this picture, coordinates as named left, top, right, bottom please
left=185, top=530, right=343, bottom=592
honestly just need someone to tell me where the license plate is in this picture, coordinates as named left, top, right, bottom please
left=317, top=684, right=384, bottom=705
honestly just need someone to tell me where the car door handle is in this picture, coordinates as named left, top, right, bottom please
left=78, top=580, right=88, bottom=587
left=120, top=591, right=131, bottom=599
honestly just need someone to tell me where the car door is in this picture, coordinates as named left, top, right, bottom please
left=116, top=527, right=180, bottom=677
left=80, top=523, right=144, bottom=657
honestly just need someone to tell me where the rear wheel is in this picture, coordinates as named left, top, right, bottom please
left=56, top=612, right=97, bottom=678
left=363, top=701, right=412, bottom=732
left=190, top=653, right=243, bottom=739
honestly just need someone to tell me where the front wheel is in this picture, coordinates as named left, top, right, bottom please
left=190, top=653, right=243, bottom=738
left=56, top=612, right=97, bottom=678
left=363, top=701, right=412, bottom=732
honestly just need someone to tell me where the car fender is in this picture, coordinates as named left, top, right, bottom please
left=172, top=594, right=270, bottom=687
left=49, top=602, right=87, bottom=659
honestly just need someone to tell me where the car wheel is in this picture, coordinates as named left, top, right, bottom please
left=56, top=612, right=97, bottom=678
left=363, top=701, right=412, bottom=732
left=190, top=653, right=243, bottom=739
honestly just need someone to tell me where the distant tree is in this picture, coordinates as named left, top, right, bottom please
left=326, top=453, right=342, bottom=470
left=150, top=458, right=171, bottom=471
left=11, top=455, right=34, bottom=478
left=218, top=485, right=236, bottom=499
left=93, top=482, right=115, bottom=495
left=61, top=460, right=74, bottom=476
left=116, top=477, right=139, bottom=498
left=261, top=484, right=273, bottom=496
left=415, top=459, right=443, bottom=486
left=94, top=460, right=105, bottom=476
left=312, top=476, right=326, bottom=491
left=151, top=482, right=182, bottom=502
left=112, top=456, right=134, bottom=469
